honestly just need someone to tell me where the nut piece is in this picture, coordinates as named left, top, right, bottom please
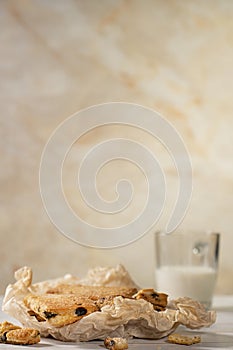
left=167, top=333, right=201, bottom=345
left=134, top=289, right=168, bottom=311
left=104, top=337, right=128, bottom=350
left=0, top=321, right=40, bottom=345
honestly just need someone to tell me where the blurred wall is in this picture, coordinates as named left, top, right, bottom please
left=1, top=0, right=233, bottom=294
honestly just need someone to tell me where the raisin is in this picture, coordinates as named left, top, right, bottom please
left=44, top=311, right=57, bottom=319
left=75, top=307, right=87, bottom=316
left=109, top=340, right=115, bottom=346
left=151, top=293, right=159, bottom=299
left=1, top=332, right=8, bottom=343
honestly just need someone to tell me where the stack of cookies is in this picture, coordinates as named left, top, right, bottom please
left=24, top=285, right=168, bottom=328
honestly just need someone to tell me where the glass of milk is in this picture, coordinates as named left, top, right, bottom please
left=155, top=231, right=220, bottom=308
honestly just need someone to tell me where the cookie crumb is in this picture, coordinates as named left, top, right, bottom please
left=104, top=337, right=128, bottom=350
left=168, top=333, right=201, bottom=345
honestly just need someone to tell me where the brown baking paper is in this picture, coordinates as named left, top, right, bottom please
left=2, top=265, right=216, bottom=341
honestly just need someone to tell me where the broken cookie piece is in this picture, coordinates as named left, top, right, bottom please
left=0, top=321, right=40, bottom=345
left=24, top=293, right=99, bottom=327
left=133, top=288, right=168, bottom=311
left=104, top=337, right=128, bottom=350
left=167, top=333, right=201, bottom=345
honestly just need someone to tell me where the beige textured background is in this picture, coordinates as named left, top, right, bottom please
left=1, top=0, right=233, bottom=294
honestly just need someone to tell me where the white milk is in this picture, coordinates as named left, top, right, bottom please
left=155, top=265, right=216, bottom=305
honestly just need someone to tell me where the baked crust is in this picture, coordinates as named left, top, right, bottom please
left=0, top=321, right=40, bottom=345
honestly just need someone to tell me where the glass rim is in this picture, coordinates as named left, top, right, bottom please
left=155, top=230, right=220, bottom=237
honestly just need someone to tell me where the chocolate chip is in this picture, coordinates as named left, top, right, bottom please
left=1, top=332, right=8, bottom=343
left=151, top=292, right=159, bottom=299
left=109, top=340, right=115, bottom=346
left=44, top=311, right=57, bottom=319
left=75, top=307, right=87, bottom=316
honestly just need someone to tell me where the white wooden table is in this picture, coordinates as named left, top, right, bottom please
left=1, top=296, right=233, bottom=349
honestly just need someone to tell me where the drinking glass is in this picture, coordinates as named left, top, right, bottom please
left=155, top=231, right=220, bottom=308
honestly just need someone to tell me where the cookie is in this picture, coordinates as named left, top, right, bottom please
left=46, top=284, right=138, bottom=308
left=167, top=333, right=201, bottom=345
left=24, top=294, right=99, bottom=327
left=133, top=289, right=168, bottom=311
left=104, top=337, right=128, bottom=350
left=46, top=284, right=137, bottom=299
left=0, top=321, right=40, bottom=345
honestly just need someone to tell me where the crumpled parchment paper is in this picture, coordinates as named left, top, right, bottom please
left=2, top=265, right=216, bottom=341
